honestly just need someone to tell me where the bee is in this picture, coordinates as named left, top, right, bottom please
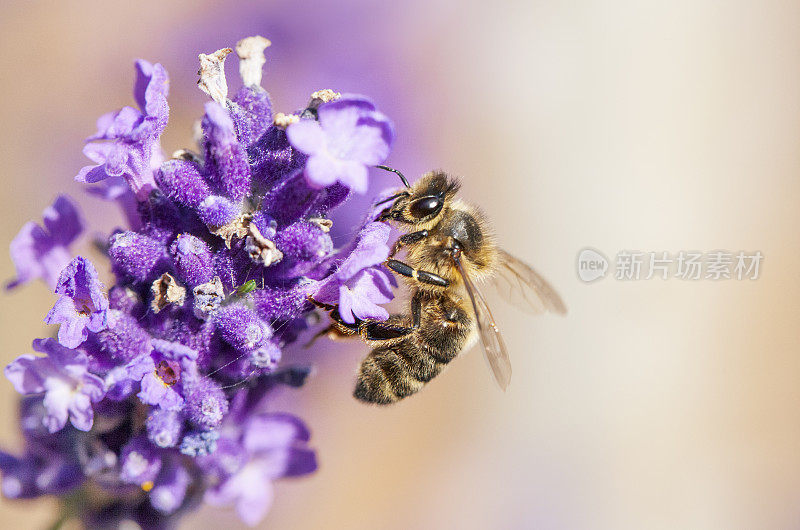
left=311, top=167, right=566, bottom=404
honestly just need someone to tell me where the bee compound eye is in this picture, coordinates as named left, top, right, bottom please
left=409, top=196, right=442, bottom=219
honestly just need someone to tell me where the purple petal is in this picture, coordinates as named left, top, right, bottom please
left=243, top=414, right=310, bottom=453
left=326, top=112, right=392, bottom=166
left=338, top=284, right=389, bottom=323
left=150, top=460, right=191, bottom=514
left=67, top=391, right=95, bottom=431
left=125, top=353, right=156, bottom=382
left=205, top=472, right=273, bottom=527
left=41, top=382, right=70, bottom=433
left=75, top=164, right=112, bottom=185
left=42, top=195, right=84, bottom=247
left=348, top=268, right=395, bottom=304
left=81, top=373, right=105, bottom=402
left=4, top=355, right=46, bottom=394
left=134, top=60, right=169, bottom=122
left=120, top=435, right=163, bottom=485
left=235, top=478, right=273, bottom=526
left=317, top=94, right=377, bottom=129
left=54, top=304, right=88, bottom=348
left=336, top=160, right=369, bottom=194
left=336, top=222, right=391, bottom=280
left=7, top=196, right=83, bottom=290
left=319, top=94, right=377, bottom=116
left=286, top=119, right=325, bottom=155
left=304, top=153, right=340, bottom=188
left=43, top=297, right=77, bottom=330
left=31, top=337, right=88, bottom=372
left=7, top=224, right=48, bottom=289
left=138, top=373, right=165, bottom=402
left=87, top=106, right=142, bottom=141
left=151, top=339, right=199, bottom=362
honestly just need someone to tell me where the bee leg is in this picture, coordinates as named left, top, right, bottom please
left=307, top=296, right=337, bottom=311
left=360, top=321, right=414, bottom=343
left=390, top=230, right=429, bottom=257
left=305, top=323, right=355, bottom=348
left=305, top=306, right=362, bottom=348
left=359, top=292, right=422, bottom=343
left=386, top=259, right=449, bottom=287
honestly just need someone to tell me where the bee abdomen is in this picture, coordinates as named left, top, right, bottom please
left=354, top=341, right=443, bottom=405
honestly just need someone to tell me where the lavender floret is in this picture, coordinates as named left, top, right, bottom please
left=44, top=256, right=109, bottom=348
left=7, top=195, right=84, bottom=290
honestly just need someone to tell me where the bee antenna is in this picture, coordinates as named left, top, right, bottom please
left=375, top=165, right=411, bottom=188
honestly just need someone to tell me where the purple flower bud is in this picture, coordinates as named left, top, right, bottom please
left=185, top=377, right=229, bottom=430
left=249, top=126, right=307, bottom=191
left=273, top=221, right=333, bottom=277
left=212, top=247, right=251, bottom=290
left=170, top=234, right=215, bottom=287
left=202, top=102, right=251, bottom=201
left=136, top=190, right=189, bottom=244
left=197, top=195, right=239, bottom=228
left=229, top=86, right=272, bottom=146
left=314, top=182, right=351, bottom=212
left=0, top=449, right=82, bottom=499
left=250, top=211, right=277, bottom=240
left=108, top=231, right=165, bottom=283
left=213, top=305, right=271, bottom=353
left=250, top=341, right=281, bottom=370
left=94, top=309, right=153, bottom=363
left=107, top=286, right=143, bottom=314
left=155, top=159, right=212, bottom=208
left=146, top=408, right=183, bottom=448
left=252, top=282, right=314, bottom=321
left=261, top=172, right=320, bottom=227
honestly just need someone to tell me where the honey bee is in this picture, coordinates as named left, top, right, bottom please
left=311, top=167, right=566, bottom=404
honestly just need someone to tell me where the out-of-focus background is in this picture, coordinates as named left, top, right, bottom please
left=2, top=1, right=800, bottom=528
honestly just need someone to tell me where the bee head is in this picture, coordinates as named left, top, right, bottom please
left=378, top=170, right=460, bottom=226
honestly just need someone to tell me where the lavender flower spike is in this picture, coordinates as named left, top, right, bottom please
left=44, top=256, right=109, bottom=348
left=7, top=195, right=83, bottom=290
left=287, top=95, right=394, bottom=193
left=2, top=36, right=402, bottom=527
left=4, top=339, right=104, bottom=432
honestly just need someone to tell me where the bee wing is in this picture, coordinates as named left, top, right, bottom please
left=455, top=256, right=512, bottom=390
left=490, top=249, right=567, bottom=315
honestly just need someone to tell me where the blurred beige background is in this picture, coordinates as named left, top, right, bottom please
left=2, top=1, right=800, bottom=528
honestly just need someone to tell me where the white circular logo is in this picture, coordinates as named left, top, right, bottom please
left=576, top=248, right=608, bottom=282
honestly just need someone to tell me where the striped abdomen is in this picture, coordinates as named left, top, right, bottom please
left=354, top=292, right=474, bottom=404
